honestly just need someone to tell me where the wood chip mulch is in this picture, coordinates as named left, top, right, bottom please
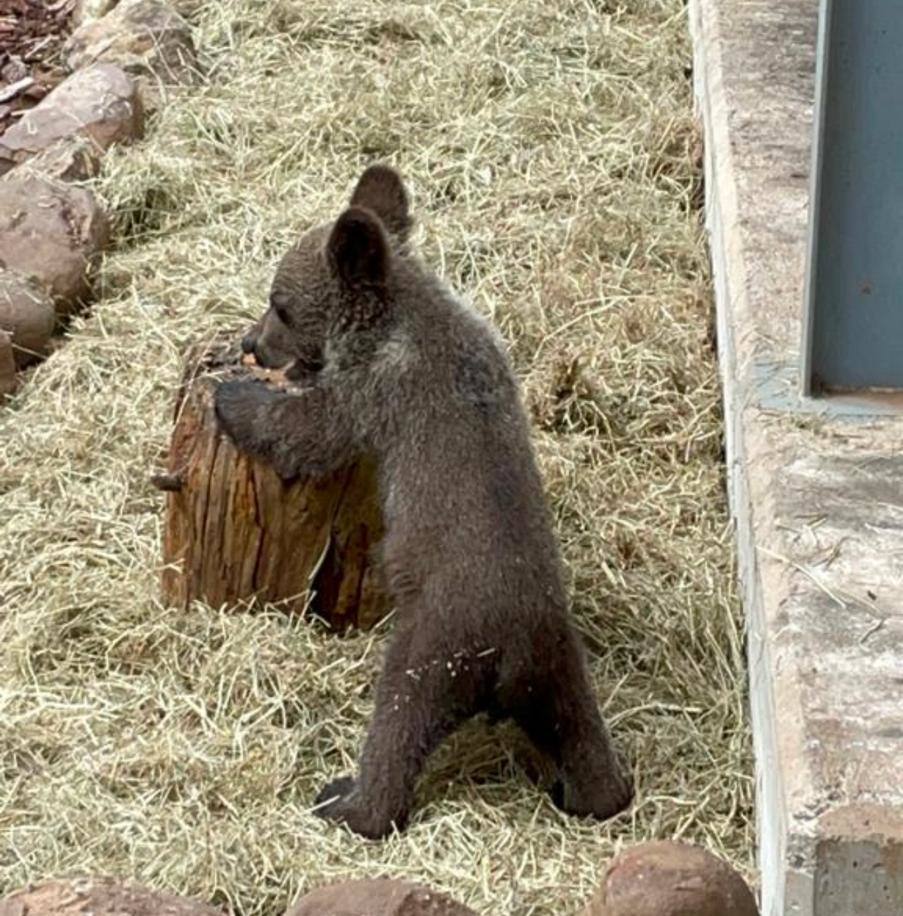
left=0, top=0, right=76, bottom=136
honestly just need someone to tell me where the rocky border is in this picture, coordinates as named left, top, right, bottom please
left=0, top=0, right=196, bottom=398
left=0, top=842, right=759, bottom=915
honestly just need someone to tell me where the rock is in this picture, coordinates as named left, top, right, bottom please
left=0, top=271, right=57, bottom=367
left=0, top=878, right=226, bottom=916
left=0, top=331, right=16, bottom=400
left=584, top=841, right=759, bottom=916
left=66, top=0, right=197, bottom=91
left=73, top=0, right=121, bottom=26
left=0, top=64, right=142, bottom=175
left=286, top=879, right=477, bottom=916
left=7, top=137, right=102, bottom=183
left=0, top=176, right=110, bottom=316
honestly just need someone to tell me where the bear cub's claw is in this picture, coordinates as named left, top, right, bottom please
left=313, top=776, right=404, bottom=840
left=314, top=775, right=357, bottom=812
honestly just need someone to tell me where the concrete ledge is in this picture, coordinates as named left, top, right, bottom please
left=690, top=1, right=903, bottom=914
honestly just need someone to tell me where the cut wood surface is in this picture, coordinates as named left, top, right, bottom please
left=157, top=336, right=390, bottom=631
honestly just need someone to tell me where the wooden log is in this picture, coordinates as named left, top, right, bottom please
left=156, top=336, right=391, bottom=632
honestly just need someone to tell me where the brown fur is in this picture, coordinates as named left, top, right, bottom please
left=215, top=165, right=632, bottom=839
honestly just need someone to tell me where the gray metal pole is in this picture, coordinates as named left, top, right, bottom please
left=802, top=0, right=903, bottom=395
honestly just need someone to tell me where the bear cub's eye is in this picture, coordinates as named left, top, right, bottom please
left=270, top=292, right=292, bottom=327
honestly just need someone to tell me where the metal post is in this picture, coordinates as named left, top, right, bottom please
left=802, top=0, right=903, bottom=396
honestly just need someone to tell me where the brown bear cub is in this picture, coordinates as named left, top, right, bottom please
left=214, top=165, right=632, bottom=839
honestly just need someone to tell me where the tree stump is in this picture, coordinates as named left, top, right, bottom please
left=155, top=336, right=391, bottom=632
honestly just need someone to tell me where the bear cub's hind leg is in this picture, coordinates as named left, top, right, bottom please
left=506, top=633, right=632, bottom=822
left=314, top=625, right=477, bottom=839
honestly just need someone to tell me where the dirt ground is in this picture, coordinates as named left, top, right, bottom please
left=0, top=1, right=753, bottom=913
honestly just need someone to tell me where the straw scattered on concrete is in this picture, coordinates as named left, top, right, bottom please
left=0, top=1, right=753, bottom=913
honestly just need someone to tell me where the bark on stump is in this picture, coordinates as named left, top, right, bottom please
left=156, top=337, right=390, bottom=631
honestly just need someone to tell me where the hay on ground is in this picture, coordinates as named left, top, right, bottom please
left=0, top=1, right=753, bottom=913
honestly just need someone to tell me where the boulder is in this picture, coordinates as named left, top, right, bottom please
left=286, top=879, right=477, bottom=916
left=73, top=0, right=121, bottom=27
left=583, top=841, right=759, bottom=916
left=0, top=64, right=142, bottom=175
left=0, top=176, right=110, bottom=316
left=0, top=331, right=15, bottom=400
left=66, top=0, right=197, bottom=90
left=0, top=271, right=56, bottom=367
left=7, top=137, right=102, bottom=183
left=0, top=878, right=226, bottom=916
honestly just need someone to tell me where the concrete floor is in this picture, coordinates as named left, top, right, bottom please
left=690, top=1, right=903, bottom=914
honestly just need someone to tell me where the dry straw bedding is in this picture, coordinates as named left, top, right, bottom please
left=0, top=1, right=753, bottom=913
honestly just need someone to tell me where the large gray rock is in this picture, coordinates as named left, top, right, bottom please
left=0, top=331, right=15, bottom=400
left=66, top=0, right=197, bottom=89
left=0, top=64, right=142, bottom=176
left=583, top=842, right=759, bottom=916
left=0, top=176, right=109, bottom=316
left=0, top=271, right=56, bottom=367
left=286, top=879, right=476, bottom=916
left=0, top=878, right=226, bottom=916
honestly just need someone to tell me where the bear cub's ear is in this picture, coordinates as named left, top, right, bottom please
left=350, top=164, right=412, bottom=241
left=327, top=206, right=390, bottom=290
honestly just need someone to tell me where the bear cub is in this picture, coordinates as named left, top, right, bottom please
left=215, top=165, right=632, bottom=839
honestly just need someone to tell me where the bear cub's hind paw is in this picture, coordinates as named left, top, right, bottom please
left=313, top=776, right=405, bottom=840
left=551, top=768, right=633, bottom=823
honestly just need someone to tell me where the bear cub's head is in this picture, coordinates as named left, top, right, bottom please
left=241, top=165, right=413, bottom=374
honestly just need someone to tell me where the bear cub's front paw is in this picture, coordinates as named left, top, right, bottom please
left=214, top=379, right=270, bottom=445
